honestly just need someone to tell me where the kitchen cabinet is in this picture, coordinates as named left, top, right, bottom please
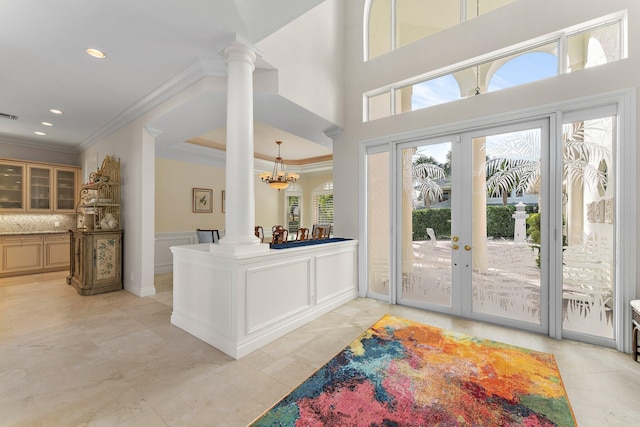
left=0, top=161, right=25, bottom=211
left=0, top=159, right=79, bottom=213
left=0, top=235, right=43, bottom=274
left=0, top=233, right=70, bottom=277
left=28, top=165, right=52, bottom=210
left=55, top=168, right=77, bottom=211
left=44, top=234, right=71, bottom=269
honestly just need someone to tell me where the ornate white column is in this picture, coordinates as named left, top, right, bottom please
left=215, top=38, right=267, bottom=255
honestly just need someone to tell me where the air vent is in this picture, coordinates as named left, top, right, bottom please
left=0, top=112, right=18, bottom=120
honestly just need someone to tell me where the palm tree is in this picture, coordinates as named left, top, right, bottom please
left=484, top=122, right=609, bottom=203
left=485, top=129, right=540, bottom=205
left=411, top=155, right=446, bottom=208
left=562, top=121, right=610, bottom=190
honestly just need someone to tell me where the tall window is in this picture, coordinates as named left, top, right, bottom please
left=285, top=187, right=302, bottom=234
left=312, top=182, right=334, bottom=228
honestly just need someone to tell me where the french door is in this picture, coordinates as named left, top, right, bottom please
left=365, top=98, right=632, bottom=349
left=396, top=119, right=550, bottom=333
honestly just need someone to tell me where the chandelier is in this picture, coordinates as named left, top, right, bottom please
left=259, top=141, right=299, bottom=190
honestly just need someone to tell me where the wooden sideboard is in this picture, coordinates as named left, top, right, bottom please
left=67, top=230, right=123, bottom=296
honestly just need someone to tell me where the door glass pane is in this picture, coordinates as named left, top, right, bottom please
left=367, top=151, right=390, bottom=295
left=472, top=129, right=542, bottom=325
left=29, top=167, right=50, bottom=210
left=562, top=117, right=615, bottom=339
left=401, top=142, right=452, bottom=307
left=0, top=164, right=23, bottom=209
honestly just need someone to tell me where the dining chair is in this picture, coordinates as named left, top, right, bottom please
left=196, top=229, right=220, bottom=243
left=295, top=228, right=310, bottom=241
left=255, top=226, right=264, bottom=243
left=271, top=225, right=288, bottom=244
left=311, top=226, right=325, bottom=240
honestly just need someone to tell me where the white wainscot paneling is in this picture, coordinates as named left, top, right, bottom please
left=315, top=248, right=357, bottom=304
left=171, top=239, right=359, bottom=359
left=246, top=258, right=312, bottom=334
left=170, top=251, right=235, bottom=353
left=155, top=232, right=196, bottom=274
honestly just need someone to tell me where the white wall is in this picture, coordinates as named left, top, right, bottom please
left=336, top=0, right=640, bottom=290
left=257, top=0, right=345, bottom=127
left=79, top=123, right=156, bottom=297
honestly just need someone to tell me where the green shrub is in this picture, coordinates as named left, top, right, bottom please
left=412, top=204, right=538, bottom=241
left=412, top=208, right=451, bottom=240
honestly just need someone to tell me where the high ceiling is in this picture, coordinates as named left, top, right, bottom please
left=0, top=0, right=331, bottom=162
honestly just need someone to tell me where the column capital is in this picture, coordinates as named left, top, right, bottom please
left=323, top=125, right=344, bottom=140
left=144, top=126, right=164, bottom=138
left=219, top=35, right=263, bottom=68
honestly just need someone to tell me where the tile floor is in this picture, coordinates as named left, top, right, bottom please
left=1, top=271, right=639, bottom=426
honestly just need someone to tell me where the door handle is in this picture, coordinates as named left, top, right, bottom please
left=464, top=245, right=471, bottom=251
left=452, top=244, right=459, bottom=250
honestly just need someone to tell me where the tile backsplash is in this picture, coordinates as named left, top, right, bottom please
left=0, top=214, right=75, bottom=233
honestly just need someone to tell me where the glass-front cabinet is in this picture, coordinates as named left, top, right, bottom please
left=0, top=161, right=25, bottom=210
left=28, top=165, right=52, bottom=211
left=54, top=168, right=77, bottom=211
left=0, top=160, right=78, bottom=213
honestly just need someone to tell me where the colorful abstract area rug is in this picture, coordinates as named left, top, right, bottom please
left=251, top=315, right=576, bottom=427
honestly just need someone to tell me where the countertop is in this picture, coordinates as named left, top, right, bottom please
left=0, top=231, right=71, bottom=236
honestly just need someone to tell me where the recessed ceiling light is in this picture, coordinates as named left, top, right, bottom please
left=34, top=131, right=46, bottom=136
left=85, top=48, right=106, bottom=59
left=49, top=109, right=63, bottom=115
left=41, top=121, right=53, bottom=127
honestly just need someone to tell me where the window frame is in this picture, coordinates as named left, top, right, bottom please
left=364, top=11, right=627, bottom=122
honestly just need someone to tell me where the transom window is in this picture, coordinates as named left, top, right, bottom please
left=364, top=12, right=626, bottom=122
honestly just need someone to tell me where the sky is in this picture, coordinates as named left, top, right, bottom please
left=411, top=52, right=556, bottom=164
left=411, top=52, right=558, bottom=110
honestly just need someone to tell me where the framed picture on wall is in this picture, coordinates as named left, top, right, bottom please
left=193, top=188, right=213, bottom=213
left=222, top=190, right=226, bottom=213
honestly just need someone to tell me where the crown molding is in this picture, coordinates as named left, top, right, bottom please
left=0, top=135, right=79, bottom=155
left=254, top=157, right=333, bottom=174
left=156, top=141, right=227, bottom=168
left=159, top=142, right=333, bottom=174
left=79, top=57, right=227, bottom=151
